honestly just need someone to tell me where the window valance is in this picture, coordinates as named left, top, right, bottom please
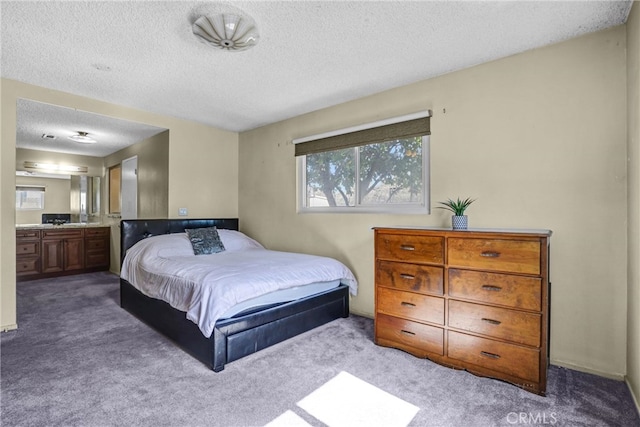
left=293, top=110, right=431, bottom=157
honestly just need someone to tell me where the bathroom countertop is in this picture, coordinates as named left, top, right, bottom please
left=16, top=223, right=109, bottom=229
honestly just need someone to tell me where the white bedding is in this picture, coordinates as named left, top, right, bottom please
left=120, top=231, right=358, bottom=338
left=219, top=279, right=341, bottom=319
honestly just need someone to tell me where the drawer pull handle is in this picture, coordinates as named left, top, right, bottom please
left=400, top=245, right=415, bottom=251
left=400, top=330, right=416, bottom=336
left=481, top=285, right=502, bottom=292
left=400, top=301, right=416, bottom=307
left=480, top=251, right=500, bottom=258
left=400, top=273, right=415, bottom=280
left=480, top=351, right=501, bottom=360
left=481, top=318, right=502, bottom=325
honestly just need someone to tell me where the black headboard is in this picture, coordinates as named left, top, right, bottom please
left=120, top=218, right=239, bottom=264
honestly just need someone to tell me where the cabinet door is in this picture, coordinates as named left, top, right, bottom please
left=64, top=238, right=85, bottom=271
left=42, top=239, right=64, bottom=273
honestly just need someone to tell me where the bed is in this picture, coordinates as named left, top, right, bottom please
left=119, top=218, right=355, bottom=371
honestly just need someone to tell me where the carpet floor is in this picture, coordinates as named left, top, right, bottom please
left=1, top=272, right=639, bottom=427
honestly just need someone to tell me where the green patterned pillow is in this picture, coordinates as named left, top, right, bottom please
left=185, top=227, right=225, bottom=255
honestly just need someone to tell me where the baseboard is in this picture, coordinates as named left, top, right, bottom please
left=550, top=359, right=625, bottom=381
left=1, top=323, right=18, bottom=332
left=349, top=309, right=373, bottom=319
left=626, top=377, right=640, bottom=415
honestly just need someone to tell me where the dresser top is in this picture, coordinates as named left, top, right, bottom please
left=373, top=226, right=552, bottom=237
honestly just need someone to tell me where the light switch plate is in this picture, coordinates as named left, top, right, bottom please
left=178, top=208, right=188, bottom=216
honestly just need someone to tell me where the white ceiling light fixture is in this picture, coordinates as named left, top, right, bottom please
left=68, top=131, right=97, bottom=144
left=192, top=13, right=259, bottom=51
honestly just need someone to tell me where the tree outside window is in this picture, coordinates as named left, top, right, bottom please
left=302, top=136, right=428, bottom=212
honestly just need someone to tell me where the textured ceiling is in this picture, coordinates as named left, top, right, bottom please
left=2, top=0, right=633, bottom=157
left=15, top=99, right=167, bottom=157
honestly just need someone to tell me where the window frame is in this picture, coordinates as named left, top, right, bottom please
left=297, top=135, right=431, bottom=214
left=16, top=185, right=46, bottom=210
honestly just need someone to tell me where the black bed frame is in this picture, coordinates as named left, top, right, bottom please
left=120, top=218, right=350, bottom=371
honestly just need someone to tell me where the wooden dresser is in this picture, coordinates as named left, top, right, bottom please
left=17, top=226, right=111, bottom=281
left=374, top=227, right=551, bottom=395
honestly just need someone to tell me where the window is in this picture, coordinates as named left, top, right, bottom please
left=16, top=185, right=45, bottom=210
left=295, top=112, right=430, bottom=213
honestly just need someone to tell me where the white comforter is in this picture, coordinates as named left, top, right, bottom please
left=121, top=232, right=358, bottom=338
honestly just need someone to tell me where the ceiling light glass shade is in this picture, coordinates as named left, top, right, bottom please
left=192, top=14, right=259, bottom=51
left=68, top=131, right=97, bottom=144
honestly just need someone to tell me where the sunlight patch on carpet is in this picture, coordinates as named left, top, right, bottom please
left=296, top=371, right=419, bottom=427
left=265, top=410, right=312, bottom=427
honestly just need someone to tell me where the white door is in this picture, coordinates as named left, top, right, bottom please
left=121, top=156, right=138, bottom=220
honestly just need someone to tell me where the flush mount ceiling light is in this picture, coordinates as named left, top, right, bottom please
left=192, top=13, right=259, bottom=51
left=68, top=131, right=97, bottom=144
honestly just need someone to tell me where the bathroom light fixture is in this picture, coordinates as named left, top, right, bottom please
left=68, top=131, right=97, bottom=144
left=192, top=13, right=259, bottom=51
left=24, top=161, right=88, bottom=174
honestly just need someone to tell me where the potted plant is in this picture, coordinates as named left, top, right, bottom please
left=437, top=197, right=476, bottom=230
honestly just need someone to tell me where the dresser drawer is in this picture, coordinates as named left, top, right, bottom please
left=448, top=300, right=541, bottom=347
left=17, top=241, right=40, bottom=256
left=377, top=287, right=445, bottom=325
left=448, top=269, right=542, bottom=311
left=85, top=227, right=110, bottom=237
left=447, top=331, right=540, bottom=383
left=448, top=238, right=541, bottom=275
left=376, top=260, right=443, bottom=295
left=376, top=233, right=444, bottom=264
left=376, top=313, right=444, bottom=356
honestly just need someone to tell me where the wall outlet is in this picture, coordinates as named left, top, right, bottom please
left=178, top=208, right=188, bottom=216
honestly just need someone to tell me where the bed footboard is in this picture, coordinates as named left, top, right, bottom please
left=214, top=283, right=349, bottom=371
left=120, top=279, right=349, bottom=371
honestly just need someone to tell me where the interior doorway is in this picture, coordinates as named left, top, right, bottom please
left=120, top=156, right=138, bottom=220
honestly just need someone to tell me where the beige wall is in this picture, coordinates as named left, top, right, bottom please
left=1, top=78, right=239, bottom=331
left=14, top=175, right=71, bottom=224
left=627, top=0, right=640, bottom=409
left=239, top=27, right=628, bottom=378
left=104, top=130, right=170, bottom=219
left=103, top=131, right=170, bottom=271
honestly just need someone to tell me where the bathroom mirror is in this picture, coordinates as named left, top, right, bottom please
left=91, top=176, right=101, bottom=215
left=70, top=175, right=101, bottom=222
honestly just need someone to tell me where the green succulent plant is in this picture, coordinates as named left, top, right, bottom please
left=437, top=197, right=476, bottom=216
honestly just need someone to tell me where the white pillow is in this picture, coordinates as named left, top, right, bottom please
left=134, top=233, right=194, bottom=258
left=217, top=229, right=264, bottom=252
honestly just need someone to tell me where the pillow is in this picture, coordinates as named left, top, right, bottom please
left=185, top=227, right=225, bottom=255
left=217, top=229, right=265, bottom=252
